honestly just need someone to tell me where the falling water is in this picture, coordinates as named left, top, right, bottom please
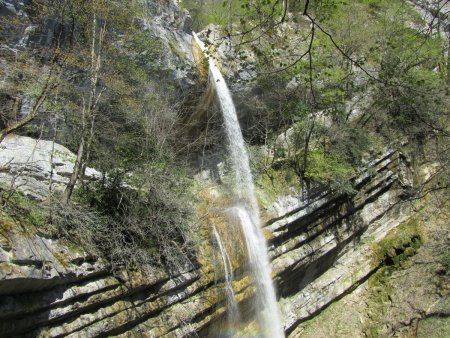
left=193, top=32, right=284, bottom=338
left=212, top=226, right=240, bottom=324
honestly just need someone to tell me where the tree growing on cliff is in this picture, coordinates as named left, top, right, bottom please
left=61, top=0, right=108, bottom=203
left=0, top=0, right=68, bottom=143
left=0, top=0, right=199, bottom=272
left=190, top=0, right=449, bottom=194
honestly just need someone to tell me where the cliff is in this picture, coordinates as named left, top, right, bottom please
left=0, top=0, right=448, bottom=337
left=0, top=139, right=434, bottom=337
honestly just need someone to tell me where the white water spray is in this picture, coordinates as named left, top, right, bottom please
left=212, top=226, right=240, bottom=324
left=193, top=32, right=284, bottom=338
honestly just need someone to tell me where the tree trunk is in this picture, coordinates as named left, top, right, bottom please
left=63, top=136, right=85, bottom=203
left=0, top=82, right=50, bottom=143
left=63, top=13, right=106, bottom=203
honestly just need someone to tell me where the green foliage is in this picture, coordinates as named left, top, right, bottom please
left=352, top=0, right=449, bottom=147
left=250, top=145, right=300, bottom=207
left=364, top=215, right=424, bottom=337
left=181, top=0, right=237, bottom=30
left=181, top=0, right=285, bottom=31
left=0, top=189, right=47, bottom=228
left=305, top=149, right=356, bottom=193
left=233, top=0, right=447, bottom=196
left=364, top=269, right=394, bottom=338
left=440, top=252, right=450, bottom=276
left=371, top=217, right=422, bottom=268
left=309, top=0, right=349, bottom=21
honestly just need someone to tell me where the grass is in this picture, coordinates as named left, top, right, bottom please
left=0, top=189, right=47, bottom=231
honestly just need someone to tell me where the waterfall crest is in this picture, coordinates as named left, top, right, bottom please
left=193, top=32, right=284, bottom=338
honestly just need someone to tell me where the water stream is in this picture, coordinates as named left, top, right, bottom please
left=193, top=32, right=284, bottom=338
left=212, top=226, right=240, bottom=324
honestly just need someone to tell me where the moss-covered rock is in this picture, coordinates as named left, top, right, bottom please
left=371, top=217, right=423, bottom=269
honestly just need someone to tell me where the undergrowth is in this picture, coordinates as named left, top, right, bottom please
left=0, top=175, right=199, bottom=275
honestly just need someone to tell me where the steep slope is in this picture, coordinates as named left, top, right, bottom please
left=290, top=197, right=449, bottom=338
left=0, top=141, right=433, bottom=337
left=0, top=0, right=448, bottom=337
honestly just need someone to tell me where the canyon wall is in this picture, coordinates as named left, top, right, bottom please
left=0, top=139, right=417, bottom=337
left=0, top=1, right=441, bottom=336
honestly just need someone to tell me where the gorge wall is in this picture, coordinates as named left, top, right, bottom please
left=1, top=0, right=447, bottom=337
left=0, top=140, right=420, bottom=337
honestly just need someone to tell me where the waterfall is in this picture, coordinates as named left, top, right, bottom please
left=212, top=226, right=240, bottom=324
left=193, top=32, right=284, bottom=338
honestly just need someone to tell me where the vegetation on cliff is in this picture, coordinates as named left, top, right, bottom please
left=0, top=0, right=199, bottom=273
left=0, top=0, right=448, bottom=275
left=292, top=194, right=449, bottom=338
left=0, top=3, right=448, bottom=337
left=184, top=0, right=449, bottom=197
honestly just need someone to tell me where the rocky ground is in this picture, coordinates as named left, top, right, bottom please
left=291, top=193, right=449, bottom=338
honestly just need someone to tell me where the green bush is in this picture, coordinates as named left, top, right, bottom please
left=371, top=217, right=422, bottom=268
left=62, top=165, right=199, bottom=273
left=305, top=149, right=356, bottom=194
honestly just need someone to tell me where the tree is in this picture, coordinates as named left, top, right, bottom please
left=187, top=0, right=448, bottom=194
left=0, top=0, right=66, bottom=143
left=62, top=1, right=107, bottom=203
left=1, top=0, right=200, bottom=272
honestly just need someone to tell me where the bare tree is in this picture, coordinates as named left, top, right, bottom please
left=63, top=9, right=107, bottom=203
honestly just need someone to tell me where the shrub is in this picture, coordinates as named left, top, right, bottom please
left=0, top=161, right=199, bottom=276
left=51, top=166, right=200, bottom=274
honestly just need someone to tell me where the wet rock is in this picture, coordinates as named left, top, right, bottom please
left=0, top=135, right=420, bottom=337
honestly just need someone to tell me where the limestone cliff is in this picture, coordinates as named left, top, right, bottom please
left=0, top=0, right=448, bottom=337
left=0, top=139, right=431, bottom=337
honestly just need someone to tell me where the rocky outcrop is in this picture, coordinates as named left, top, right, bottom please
left=0, top=144, right=420, bottom=337
left=0, top=206, right=212, bottom=337
left=0, top=1, right=443, bottom=336
left=0, top=0, right=29, bottom=18
left=138, top=0, right=197, bottom=87
left=288, top=193, right=449, bottom=338
left=261, top=148, right=413, bottom=335
left=0, top=134, right=100, bottom=199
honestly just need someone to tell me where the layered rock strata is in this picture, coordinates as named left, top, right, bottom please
left=268, top=150, right=414, bottom=334
left=0, top=146, right=418, bottom=337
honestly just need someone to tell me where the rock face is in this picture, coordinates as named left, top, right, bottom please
left=0, top=142, right=420, bottom=337
left=0, top=1, right=438, bottom=337
left=0, top=134, right=100, bottom=199
left=139, top=0, right=197, bottom=87
left=271, top=151, right=412, bottom=334
left=288, top=194, right=449, bottom=338
left=0, top=0, right=29, bottom=17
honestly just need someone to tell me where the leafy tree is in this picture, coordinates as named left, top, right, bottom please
left=188, top=0, right=448, bottom=194
left=0, top=0, right=199, bottom=272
